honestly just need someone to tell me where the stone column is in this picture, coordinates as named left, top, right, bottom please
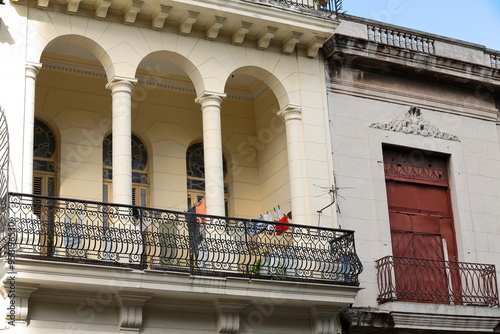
left=22, top=62, right=42, bottom=194
left=195, top=92, right=226, bottom=216
left=278, top=105, right=309, bottom=225
left=106, top=76, right=137, bottom=205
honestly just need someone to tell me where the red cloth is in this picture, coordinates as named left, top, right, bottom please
left=275, top=215, right=290, bottom=235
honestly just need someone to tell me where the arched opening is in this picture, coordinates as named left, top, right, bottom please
left=37, top=35, right=110, bottom=201
left=222, top=67, right=290, bottom=219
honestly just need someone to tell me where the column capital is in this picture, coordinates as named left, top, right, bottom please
left=25, top=62, right=42, bottom=80
left=106, top=76, right=137, bottom=93
left=195, top=91, right=226, bottom=106
left=277, top=104, right=302, bottom=122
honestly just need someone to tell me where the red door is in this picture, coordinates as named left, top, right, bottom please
left=384, top=151, right=458, bottom=303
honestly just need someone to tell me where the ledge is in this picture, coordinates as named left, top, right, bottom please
left=380, top=302, right=500, bottom=332
left=2, top=258, right=361, bottom=308
left=324, top=34, right=500, bottom=90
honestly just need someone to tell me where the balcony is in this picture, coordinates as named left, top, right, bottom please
left=377, top=256, right=499, bottom=307
left=2, top=193, right=362, bottom=286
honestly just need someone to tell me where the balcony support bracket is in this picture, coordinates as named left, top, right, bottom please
left=311, top=305, right=343, bottom=334
left=1, top=282, right=39, bottom=327
left=116, top=291, right=153, bottom=333
left=215, top=298, right=249, bottom=334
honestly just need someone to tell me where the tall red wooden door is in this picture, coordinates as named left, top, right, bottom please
left=384, top=147, right=458, bottom=303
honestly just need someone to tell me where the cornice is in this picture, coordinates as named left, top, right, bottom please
left=328, top=78, right=498, bottom=122
left=12, top=0, right=338, bottom=58
left=326, top=34, right=500, bottom=89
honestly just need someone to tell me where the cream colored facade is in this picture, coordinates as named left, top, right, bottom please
left=0, top=0, right=362, bottom=333
left=1, top=0, right=339, bottom=225
left=326, top=15, right=500, bottom=333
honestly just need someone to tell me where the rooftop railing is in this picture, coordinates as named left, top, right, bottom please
left=258, top=0, right=340, bottom=14
left=490, top=54, right=500, bottom=68
left=1, top=193, right=362, bottom=285
left=377, top=256, right=499, bottom=306
left=367, top=25, right=435, bottom=54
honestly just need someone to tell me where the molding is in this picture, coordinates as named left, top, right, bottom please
left=328, top=35, right=500, bottom=88
left=391, top=311, right=500, bottom=332
left=43, top=61, right=107, bottom=79
left=328, top=78, right=498, bottom=122
left=3, top=259, right=361, bottom=307
left=40, top=61, right=267, bottom=101
left=369, top=106, right=460, bottom=142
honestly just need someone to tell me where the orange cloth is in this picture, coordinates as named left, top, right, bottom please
left=195, top=198, right=206, bottom=225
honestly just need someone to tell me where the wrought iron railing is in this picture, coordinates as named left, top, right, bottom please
left=377, top=256, right=499, bottom=306
left=2, top=193, right=362, bottom=285
left=260, top=0, right=341, bottom=14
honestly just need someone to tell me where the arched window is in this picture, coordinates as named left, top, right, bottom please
left=33, top=119, right=57, bottom=197
left=186, top=142, right=228, bottom=213
left=103, top=133, right=149, bottom=206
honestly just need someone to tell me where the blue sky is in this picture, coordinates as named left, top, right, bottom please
left=343, top=0, right=500, bottom=51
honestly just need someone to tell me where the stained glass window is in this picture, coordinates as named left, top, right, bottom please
left=103, top=133, right=148, bottom=184
left=33, top=119, right=56, bottom=172
left=33, top=119, right=57, bottom=198
left=186, top=142, right=228, bottom=210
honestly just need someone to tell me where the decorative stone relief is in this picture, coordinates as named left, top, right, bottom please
left=369, top=106, right=460, bottom=142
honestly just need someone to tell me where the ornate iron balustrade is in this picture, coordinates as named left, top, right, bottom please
left=377, top=256, right=499, bottom=306
left=2, top=193, right=362, bottom=285
left=254, top=0, right=341, bottom=14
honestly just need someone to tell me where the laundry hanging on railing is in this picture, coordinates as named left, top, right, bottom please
left=187, top=198, right=207, bottom=260
left=247, top=213, right=274, bottom=236
left=247, top=206, right=291, bottom=236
